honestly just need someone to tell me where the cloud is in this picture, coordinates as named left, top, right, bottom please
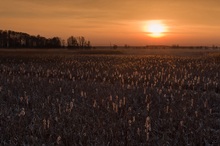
left=0, top=0, right=150, bottom=20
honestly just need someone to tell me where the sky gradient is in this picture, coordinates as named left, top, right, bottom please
left=1, top=0, right=220, bottom=46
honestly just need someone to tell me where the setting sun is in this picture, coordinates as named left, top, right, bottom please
left=145, top=20, right=167, bottom=38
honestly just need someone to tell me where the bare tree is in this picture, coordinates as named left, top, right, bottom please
left=76, top=36, right=86, bottom=49
left=67, top=36, right=78, bottom=49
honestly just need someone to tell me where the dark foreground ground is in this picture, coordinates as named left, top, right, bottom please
left=0, top=49, right=220, bottom=145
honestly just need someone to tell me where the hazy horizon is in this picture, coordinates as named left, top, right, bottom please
left=1, top=0, right=220, bottom=46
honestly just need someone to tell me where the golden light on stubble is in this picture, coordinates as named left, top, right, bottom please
left=144, top=20, right=168, bottom=38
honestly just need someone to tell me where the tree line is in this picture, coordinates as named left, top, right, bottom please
left=0, top=30, right=91, bottom=49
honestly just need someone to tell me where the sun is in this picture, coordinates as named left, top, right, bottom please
left=145, top=20, right=167, bottom=38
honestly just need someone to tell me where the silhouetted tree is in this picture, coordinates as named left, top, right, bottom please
left=113, top=44, right=118, bottom=49
left=2, top=31, right=9, bottom=48
left=0, top=30, right=2, bottom=47
left=86, top=41, right=92, bottom=49
left=0, top=29, right=90, bottom=49
left=76, top=36, right=92, bottom=49
left=77, top=36, right=86, bottom=49
left=124, top=44, right=129, bottom=48
left=67, top=36, right=78, bottom=49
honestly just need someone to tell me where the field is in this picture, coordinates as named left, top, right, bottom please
left=0, top=48, right=220, bottom=145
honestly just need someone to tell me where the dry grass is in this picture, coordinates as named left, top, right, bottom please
left=0, top=48, right=220, bottom=145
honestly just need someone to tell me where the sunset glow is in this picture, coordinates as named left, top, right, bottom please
left=144, top=20, right=168, bottom=38
left=1, top=0, right=220, bottom=46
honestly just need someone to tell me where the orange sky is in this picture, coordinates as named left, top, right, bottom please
left=1, top=0, right=220, bottom=46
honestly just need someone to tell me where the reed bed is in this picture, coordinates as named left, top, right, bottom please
left=0, top=53, right=220, bottom=145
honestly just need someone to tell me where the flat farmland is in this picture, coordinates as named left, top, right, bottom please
left=0, top=48, right=220, bottom=56
left=0, top=49, right=220, bottom=145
